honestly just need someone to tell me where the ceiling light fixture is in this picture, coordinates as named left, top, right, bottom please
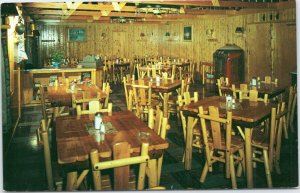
left=110, top=17, right=136, bottom=23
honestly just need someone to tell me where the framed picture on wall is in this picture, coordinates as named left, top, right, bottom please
left=68, top=28, right=86, bottom=42
left=183, top=26, right=192, bottom=41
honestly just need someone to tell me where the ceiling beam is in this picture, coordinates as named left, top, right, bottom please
left=21, top=2, right=136, bottom=12
left=112, top=2, right=126, bottom=11
left=211, top=0, right=220, bottom=7
left=61, top=2, right=82, bottom=20
left=141, top=1, right=276, bottom=9
left=25, top=8, right=233, bottom=19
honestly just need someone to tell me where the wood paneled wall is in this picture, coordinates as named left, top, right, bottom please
left=37, top=7, right=296, bottom=86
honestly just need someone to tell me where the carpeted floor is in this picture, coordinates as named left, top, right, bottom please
left=2, top=81, right=299, bottom=190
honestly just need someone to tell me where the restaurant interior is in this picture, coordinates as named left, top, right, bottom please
left=1, top=0, right=298, bottom=191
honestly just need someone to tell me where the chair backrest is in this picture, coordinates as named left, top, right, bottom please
left=275, top=101, right=287, bottom=134
left=231, top=84, right=237, bottom=98
left=123, top=77, right=130, bottom=108
left=132, top=80, right=152, bottom=117
left=72, top=91, right=101, bottom=109
left=240, top=83, right=248, bottom=92
left=239, top=89, right=268, bottom=103
left=136, top=64, right=146, bottom=79
left=148, top=107, right=163, bottom=133
left=151, top=64, right=158, bottom=78
left=171, top=64, right=176, bottom=79
left=263, top=76, right=278, bottom=85
left=238, top=83, right=248, bottom=98
left=198, top=106, right=232, bottom=151
left=102, top=82, right=110, bottom=108
left=76, top=101, right=112, bottom=116
left=90, top=142, right=149, bottom=190
left=183, top=91, right=198, bottom=105
left=132, top=80, right=152, bottom=107
left=189, top=62, right=195, bottom=76
left=148, top=108, right=169, bottom=138
left=265, top=76, right=272, bottom=84
left=219, top=77, right=229, bottom=85
left=216, top=79, right=223, bottom=96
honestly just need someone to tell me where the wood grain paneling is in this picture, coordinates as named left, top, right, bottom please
left=246, top=23, right=272, bottom=81
left=273, top=23, right=296, bottom=87
left=37, top=8, right=296, bottom=84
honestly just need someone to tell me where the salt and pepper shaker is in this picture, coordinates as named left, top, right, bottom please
left=94, top=112, right=102, bottom=130
left=156, top=74, right=160, bottom=86
left=100, top=123, right=106, bottom=133
left=226, top=95, right=232, bottom=110
left=232, top=98, right=236, bottom=109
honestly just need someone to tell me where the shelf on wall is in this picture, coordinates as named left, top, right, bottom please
left=207, top=38, right=218, bottom=42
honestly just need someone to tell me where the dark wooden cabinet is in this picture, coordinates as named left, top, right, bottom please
left=213, top=44, right=244, bottom=84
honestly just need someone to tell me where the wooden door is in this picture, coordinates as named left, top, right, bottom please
left=246, top=23, right=272, bottom=81
left=112, top=32, right=126, bottom=57
left=273, top=23, right=296, bottom=87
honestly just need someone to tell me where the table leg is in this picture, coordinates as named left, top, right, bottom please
left=147, top=159, right=158, bottom=188
left=184, top=116, right=194, bottom=170
left=245, top=128, right=254, bottom=188
left=163, top=93, right=168, bottom=117
left=66, top=171, right=78, bottom=190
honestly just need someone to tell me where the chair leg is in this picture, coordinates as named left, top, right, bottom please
left=157, top=155, right=163, bottom=185
left=199, top=162, right=209, bottom=183
left=230, top=155, right=237, bottom=189
left=282, top=116, right=288, bottom=139
left=147, top=159, right=158, bottom=188
left=66, top=171, right=78, bottom=191
left=239, top=148, right=246, bottom=176
left=236, top=161, right=242, bottom=177
left=55, top=181, right=63, bottom=191
left=263, top=150, right=273, bottom=188
left=290, top=94, right=297, bottom=133
left=275, top=118, right=283, bottom=175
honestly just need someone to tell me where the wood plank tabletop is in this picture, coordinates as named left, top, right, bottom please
left=174, top=62, right=190, bottom=67
left=182, top=96, right=276, bottom=128
left=56, top=111, right=169, bottom=165
left=47, top=84, right=107, bottom=107
left=128, top=78, right=181, bottom=93
left=220, top=82, right=286, bottom=99
left=138, top=65, right=171, bottom=72
left=114, top=62, right=130, bottom=67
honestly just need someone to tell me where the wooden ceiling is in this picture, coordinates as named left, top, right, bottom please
left=17, top=0, right=295, bottom=23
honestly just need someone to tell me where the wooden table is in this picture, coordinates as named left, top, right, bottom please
left=47, top=83, right=107, bottom=118
left=174, top=62, right=190, bottom=79
left=128, top=78, right=182, bottom=117
left=56, top=111, right=169, bottom=189
left=138, top=65, right=171, bottom=79
left=181, top=96, right=276, bottom=188
left=114, top=62, right=130, bottom=83
left=220, top=82, right=286, bottom=99
left=22, top=68, right=97, bottom=105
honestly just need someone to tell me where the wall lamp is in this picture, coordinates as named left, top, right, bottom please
left=235, top=27, right=244, bottom=33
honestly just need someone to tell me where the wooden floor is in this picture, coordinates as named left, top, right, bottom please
left=2, top=81, right=299, bottom=190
